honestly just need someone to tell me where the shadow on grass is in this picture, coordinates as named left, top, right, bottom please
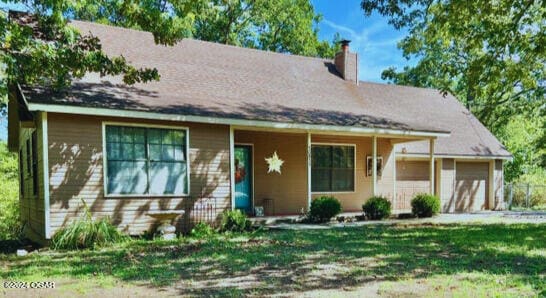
left=1, top=224, right=545, bottom=296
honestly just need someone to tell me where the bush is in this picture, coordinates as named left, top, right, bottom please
left=51, top=201, right=129, bottom=250
left=220, top=210, right=252, bottom=233
left=190, top=222, right=216, bottom=238
left=0, top=142, right=21, bottom=240
left=309, top=196, right=342, bottom=223
left=411, top=193, right=441, bottom=218
left=362, top=196, right=391, bottom=220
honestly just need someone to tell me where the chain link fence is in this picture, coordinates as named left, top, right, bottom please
left=504, top=183, right=546, bottom=210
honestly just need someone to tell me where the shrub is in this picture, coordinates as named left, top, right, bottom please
left=220, top=210, right=252, bottom=233
left=411, top=193, right=441, bottom=218
left=309, top=196, right=342, bottom=223
left=0, top=142, right=21, bottom=240
left=190, top=222, right=216, bottom=238
left=362, top=196, right=391, bottom=220
left=51, top=201, right=128, bottom=250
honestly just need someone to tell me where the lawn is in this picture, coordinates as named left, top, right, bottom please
left=1, top=223, right=545, bottom=297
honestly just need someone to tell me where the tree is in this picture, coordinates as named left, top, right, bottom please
left=362, top=0, right=545, bottom=130
left=71, top=0, right=338, bottom=59
left=0, top=1, right=202, bottom=97
left=362, top=0, right=546, bottom=181
left=191, top=0, right=337, bottom=58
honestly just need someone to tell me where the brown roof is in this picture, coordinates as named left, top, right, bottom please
left=22, top=20, right=510, bottom=158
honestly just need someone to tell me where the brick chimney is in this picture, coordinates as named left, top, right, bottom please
left=334, top=40, right=358, bottom=84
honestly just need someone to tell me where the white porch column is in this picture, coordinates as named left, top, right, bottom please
left=307, top=132, right=312, bottom=210
left=372, top=136, right=377, bottom=196
left=429, top=138, right=435, bottom=194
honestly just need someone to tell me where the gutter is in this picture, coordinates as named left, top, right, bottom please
left=26, top=103, right=451, bottom=139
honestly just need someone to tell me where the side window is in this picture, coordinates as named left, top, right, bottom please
left=32, top=131, right=38, bottom=196
left=19, top=149, right=24, bottom=197
left=26, top=138, right=31, bottom=176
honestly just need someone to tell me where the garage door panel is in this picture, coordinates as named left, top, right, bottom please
left=455, top=162, right=488, bottom=212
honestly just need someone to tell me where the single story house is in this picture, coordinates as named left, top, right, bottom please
left=8, top=21, right=511, bottom=244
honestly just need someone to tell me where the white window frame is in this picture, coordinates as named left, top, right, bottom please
left=102, top=122, right=190, bottom=198
left=310, top=142, right=357, bottom=194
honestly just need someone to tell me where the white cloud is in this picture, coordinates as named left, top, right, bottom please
left=321, top=18, right=412, bottom=82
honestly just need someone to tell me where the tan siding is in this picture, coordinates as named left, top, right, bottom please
left=493, top=160, right=504, bottom=210
left=235, top=131, right=308, bottom=215
left=396, top=160, right=430, bottom=210
left=440, top=159, right=455, bottom=212
left=18, top=116, right=46, bottom=243
left=48, top=113, right=230, bottom=235
left=310, top=135, right=394, bottom=212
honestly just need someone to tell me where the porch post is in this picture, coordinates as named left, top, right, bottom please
left=429, top=138, right=435, bottom=194
left=307, top=132, right=312, bottom=210
left=229, top=126, right=235, bottom=210
left=372, top=136, right=377, bottom=196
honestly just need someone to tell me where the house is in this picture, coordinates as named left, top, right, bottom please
left=8, top=21, right=511, bottom=244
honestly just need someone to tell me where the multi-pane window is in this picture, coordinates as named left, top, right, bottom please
left=105, top=125, right=188, bottom=196
left=311, top=145, right=355, bottom=192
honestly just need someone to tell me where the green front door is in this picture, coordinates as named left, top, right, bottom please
left=234, top=145, right=252, bottom=213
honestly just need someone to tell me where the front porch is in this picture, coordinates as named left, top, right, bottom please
left=230, top=128, right=437, bottom=216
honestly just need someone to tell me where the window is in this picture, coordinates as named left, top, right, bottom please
left=366, top=156, right=383, bottom=177
left=19, top=149, right=24, bottom=197
left=26, top=139, right=31, bottom=175
left=105, top=125, right=188, bottom=196
left=311, top=145, right=355, bottom=192
left=32, top=131, right=38, bottom=195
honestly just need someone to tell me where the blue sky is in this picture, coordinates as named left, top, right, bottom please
left=0, top=0, right=412, bottom=141
left=311, top=0, right=413, bottom=82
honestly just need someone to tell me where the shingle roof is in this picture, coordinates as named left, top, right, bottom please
left=22, top=20, right=510, bottom=158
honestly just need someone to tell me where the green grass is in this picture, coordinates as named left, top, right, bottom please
left=1, top=223, right=545, bottom=297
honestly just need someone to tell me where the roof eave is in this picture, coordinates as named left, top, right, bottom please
left=27, top=103, right=451, bottom=138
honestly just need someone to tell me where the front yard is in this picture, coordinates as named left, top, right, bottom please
left=1, top=223, right=545, bottom=297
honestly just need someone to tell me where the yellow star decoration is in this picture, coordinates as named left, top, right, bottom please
left=265, top=151, right=284, bottom=174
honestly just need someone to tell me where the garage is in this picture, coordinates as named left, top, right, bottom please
left=454, top=162, right=489, bottom=212
left=396, top=160, right=430, bottom=210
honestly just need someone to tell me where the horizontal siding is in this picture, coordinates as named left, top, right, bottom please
left=48, top=113, right=231, bottom=235
left=493, top=160, right=504, bottom=210
left=440, top=159, right=455, bottom=212
left=18, top=115, right=46, bottom=243
left=235, top=131, right=308, bottom=215
left=396, top=160, right=430, bottom=210
left=310, top=135, right=394, bottom=212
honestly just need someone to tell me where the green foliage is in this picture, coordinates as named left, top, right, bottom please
left=411, top=193, right=440, bottom=218
left=308, top=196, right=342, bottom=223
left=362, top=0, right=546, bottom=181
left=498, top=115, right=546, bottom=182
left=190, top=222, right=216, bottom=238
left=220, top=209, right=252, bottom=233
left=0, top=142, right=20, bottom=240
left=362, top=196, right=391, bottom=220
left=51, top=200, right=129, bottom=250
left=1, top=7, right=166, bottom=97
left=191, top=0, right=338, bottom=58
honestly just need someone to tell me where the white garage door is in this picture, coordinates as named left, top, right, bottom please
left=455, top=162, right=489, bottom=212
left=396, top=161, right=430, bottom=210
